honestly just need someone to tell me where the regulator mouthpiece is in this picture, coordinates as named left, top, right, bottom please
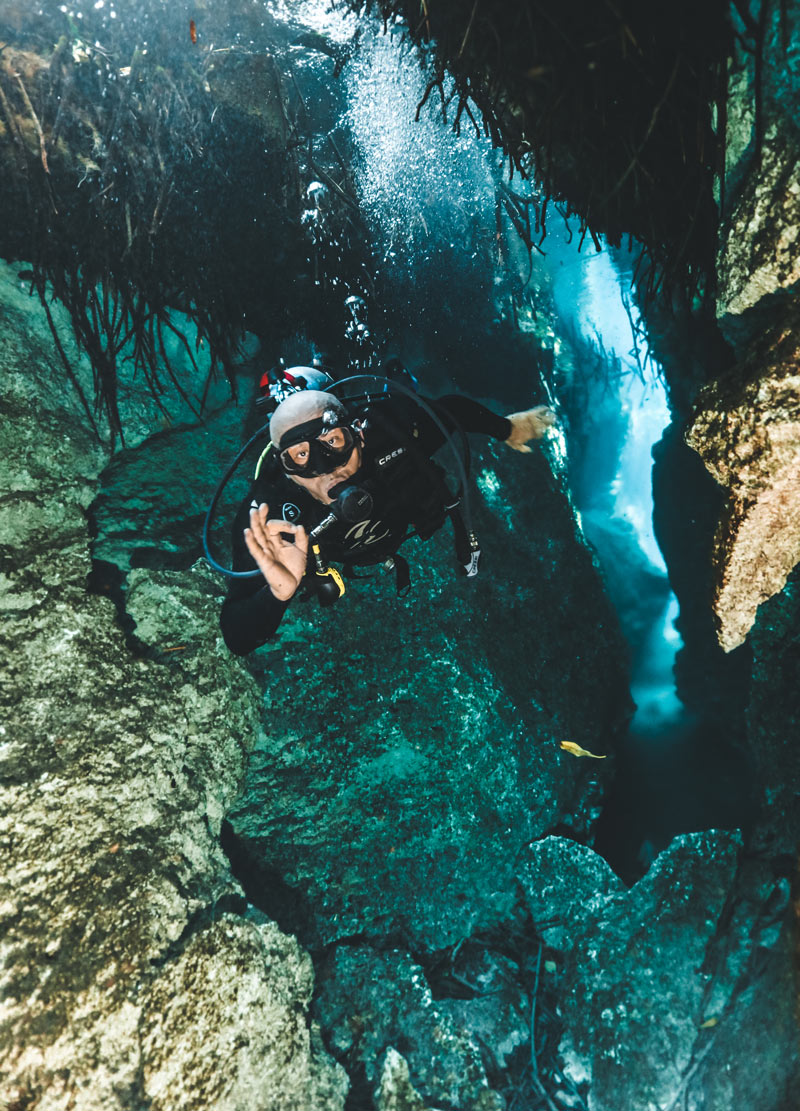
left=333, top=484, right=373, bottom=522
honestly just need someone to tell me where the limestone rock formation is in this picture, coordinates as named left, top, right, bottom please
left=314, top=947, right=504, bottom=1111
left=375, top=1049, right=440, bottom=1111
left=685, top=3, right=800, bottom=652
left=746, top=562, right=800, bottom=855
left=140, top=916, right=346, bottom=1111
left=717, top=128, right=800, bottom=324
left=686, top=315, right=800, bottom=652
left=0, top=263, right=346, bottom=1110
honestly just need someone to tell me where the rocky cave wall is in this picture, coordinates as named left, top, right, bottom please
left=685, top=0, right=800, bottom=655
left=2, top=3, right=800, bottom=1111
left=0, top=264, right=348, bottom=1109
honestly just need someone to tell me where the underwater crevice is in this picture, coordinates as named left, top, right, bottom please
left=310, top=903, right=589, bottom=1111
left=220, top=818, right=318, bottom=949
left=85, top=499, right=150, bottom=657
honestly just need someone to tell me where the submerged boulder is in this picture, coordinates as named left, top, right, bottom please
left=519, top=832, right=797, bottom=1111
left=0, top=264, right=346, bottom=1109
left=140, top=915, right=345, bottom=1111
left=225, top=437, right=631, bottom=952
left=375, top=1049, right=443, bottom=1111
left=745, top=563, right=800, bottom=856
left=314, top=947, right=503, bottom=1111
left=686, top=311, right=800, bottom=653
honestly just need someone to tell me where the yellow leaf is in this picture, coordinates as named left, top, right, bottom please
left=700, top=1017, right=718, bottom=1029
left=559, top=741, right=607, bottom=759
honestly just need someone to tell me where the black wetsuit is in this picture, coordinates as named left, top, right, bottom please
left=220, top=394, right=511, bottom=654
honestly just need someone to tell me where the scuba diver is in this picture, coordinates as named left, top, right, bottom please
left=218, top=371, right=555, bottom=655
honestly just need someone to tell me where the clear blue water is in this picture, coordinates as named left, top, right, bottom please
left=543, top=228, right=685, bottom=726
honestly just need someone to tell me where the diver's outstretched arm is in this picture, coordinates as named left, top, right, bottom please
left=420, top=395, right=554, bottom=452
left=417, top=394, right=511, bottom=450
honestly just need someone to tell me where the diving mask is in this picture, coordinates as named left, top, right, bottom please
left=278, top=416, right=357, bottom=477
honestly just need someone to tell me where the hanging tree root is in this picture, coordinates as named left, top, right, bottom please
left=344, top=0, right=733, bottom=301
left=0, top=21, right=304, bottom=443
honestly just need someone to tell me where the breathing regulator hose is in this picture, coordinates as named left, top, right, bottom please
left=201, top=425, right=269, bottom=580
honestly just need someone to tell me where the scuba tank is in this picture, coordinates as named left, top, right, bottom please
left=255, top=360, right=335, bottom=416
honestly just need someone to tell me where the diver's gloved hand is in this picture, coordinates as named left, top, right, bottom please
left=244, top=503, right=309, bottom=601
left=504, top=405, right=556, bottom=452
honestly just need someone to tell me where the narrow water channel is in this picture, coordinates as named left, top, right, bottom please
left=541, top=234, right=758, bottom=880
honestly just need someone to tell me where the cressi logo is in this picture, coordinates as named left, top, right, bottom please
left=377, top=447, right=406, bottom=466
left=344, top=519, right=391, bottom=547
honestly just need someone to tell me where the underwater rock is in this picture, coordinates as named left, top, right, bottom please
left=518, top=832, right=798, bottom=1111
left=226, top=440, right=631, bottom=951
left=437, top=949, right=531, bottom=1073
left=375, top=1049, right=441, bottom=1111
left=0, top=267, right=345, bottom=1109
left=92, top=397, right=253, bottom=576
left=684, top=5, right=800, bottom=653
left=717, top=0, right=800, bottom=332
left=314, top=946, right=503, bottom=1111
left=717, top=131, right=800, bottom=328
left=140, top=914, right=348, bottom=1110
left=746, top=563, right=800, bottom=855
left=686, top=314, right=800, bottom=652
left=518, top=836, right=626, bottom=950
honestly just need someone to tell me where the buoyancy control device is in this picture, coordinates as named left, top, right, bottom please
left=201, top=365, right=480, bottom=598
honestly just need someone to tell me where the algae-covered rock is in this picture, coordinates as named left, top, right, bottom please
left=717, top=0, right=800, bottom=329
left=518, top=832, right=798, bottom=1111
left=532, top=831, right=741, bottom=1108
left=717, top=128, right=800, bottom=327
left=684, top=2, right=800, bottom=653
left=519, top=836, right=626, bottom=949
left=226, top=440, right=631, bottom=951
left=686, top=311, right=800, bottom=652
left=375, top=1049, right=441, bottom=1111
left=314, top=947, right=503, bottom=1111
left=140, top=915, right=348, bottom=1111
left=0, top=263, right=346, bottom=1110
left=746, top=563, right=800, bottom=856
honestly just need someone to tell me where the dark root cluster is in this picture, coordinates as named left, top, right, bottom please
left=0, top=12, right=303, bottom=441
left=344, top=0, right=732, bottom=301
